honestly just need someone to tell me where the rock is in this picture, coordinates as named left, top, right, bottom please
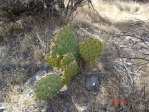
left=0, top=103, right=8, bottom=112
left=39, top=62, right=49, bottom=72
left=24, top=71, right=46, bottom=88
left=85, top=76, right=100, bottom=91
left=24, top=109, right=31, bottom=112
left=0, top=109, right=7, bottom=112
left=80, top=106, right=88, bottom=112
left=24, top=62, right=50, bottom=88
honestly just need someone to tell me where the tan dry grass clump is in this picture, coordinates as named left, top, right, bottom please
left=4, top=88, right=37, bottom=112
left=92, top=0, right=149, bottom=22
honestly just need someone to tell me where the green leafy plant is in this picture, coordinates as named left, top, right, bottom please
left=35, top=24, right=103, bottom=100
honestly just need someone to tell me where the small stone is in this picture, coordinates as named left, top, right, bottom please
left=85, top=76, right=100, bottom=91
left=24, top=71, right=46, bottom=88
left=125, top=36, right=132, bottom=40
left=0, top=109, right=5, bottom=112
left=80, top=106, right=88, bottom=112
left=0, top=103, right=8, bottom=112
left=39, top=62, right=49, bottom=72
left=24, top=109, right=31, bottom=112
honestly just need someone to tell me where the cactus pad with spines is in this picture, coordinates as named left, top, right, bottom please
left=45, top=54, right=60, bottom=67
left=51, top=25, right=78, bottom=58
left=35, top=73, right=64, bottom=100
left=60, top=53, right=76, bottom=68
left=79, top=38, right=103, bottom=61
left=61, top=61, right=78, bottom=84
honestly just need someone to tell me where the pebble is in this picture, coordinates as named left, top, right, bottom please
left=85, top=76, right=100, bottom=91
left=80, top=106, right=88, bottom=112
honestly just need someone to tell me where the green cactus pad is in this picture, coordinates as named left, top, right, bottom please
left=79, top=38, right=103, bottom=61
left=61, top=61, right=78, bottom=84
left=44, top=54, right=60, bottom=67
left=35, top=73, right=64, bottom=100
left=51, top=25, right=78, bottom=58
left=60, top=53, right=76, bottom=68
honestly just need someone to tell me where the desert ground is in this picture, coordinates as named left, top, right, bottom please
left=0, top=0, right=149, bottom=112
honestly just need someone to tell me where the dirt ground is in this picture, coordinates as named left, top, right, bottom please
left=0, top=0, right=149, bottom=112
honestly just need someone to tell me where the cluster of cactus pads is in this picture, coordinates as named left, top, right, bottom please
left=35, top=25, right=103, bottom=100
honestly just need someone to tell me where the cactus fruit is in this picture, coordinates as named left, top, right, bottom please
left=51, top=25, right=78, bottom=58
left=44, top=54, right=60, bottom=67
left=60, top=53, right=76, bottom=68
left=61, top=61, right=78, bottom=84
left=79, top=38, right=103, bottom=61
left=35, top=73, right=64, bottom=100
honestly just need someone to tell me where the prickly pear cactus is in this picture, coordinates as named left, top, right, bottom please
left=35, top=73, right=64, bottom=100
left=37, top=25, right=104, bottom=101
left=51, top=25, right=78, bottom=58
left=61, top=61, right=78, bottom=84
left=60, top=53, right=76, bottom=68
left=44, top=54, right=60, bottom=67
left=79, top=38, right=103, bottom=61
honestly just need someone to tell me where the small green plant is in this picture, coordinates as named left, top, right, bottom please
left=35, top=24, right=103, bottom=100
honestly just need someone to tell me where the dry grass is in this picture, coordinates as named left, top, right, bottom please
left=92, top=0, right=149, bottom=22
